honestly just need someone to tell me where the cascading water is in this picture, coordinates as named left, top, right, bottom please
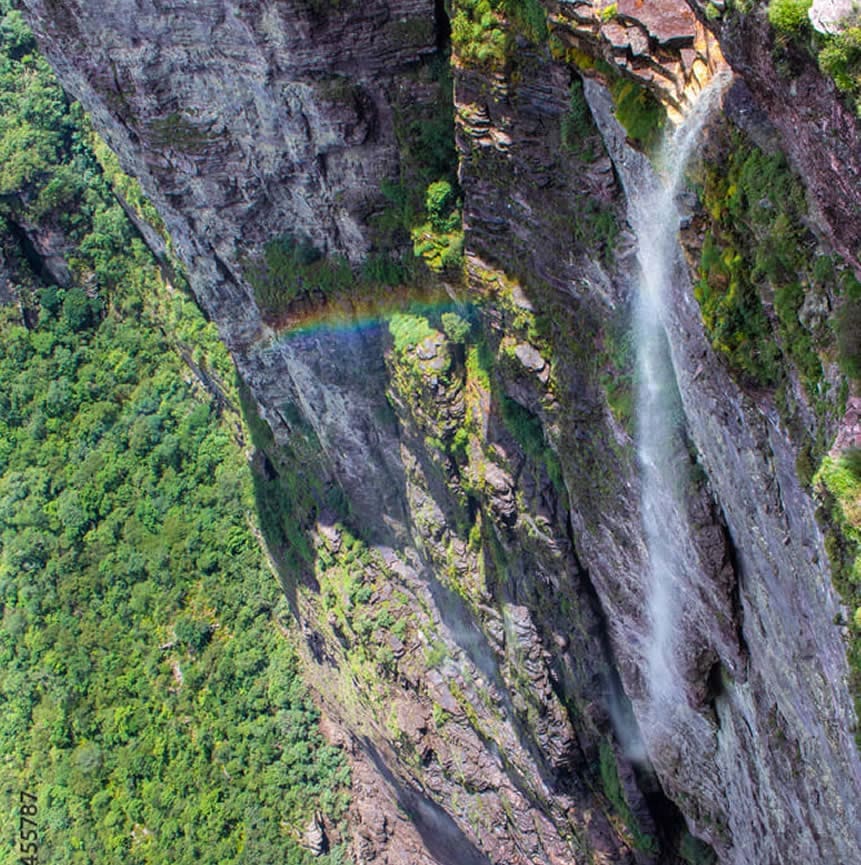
left=629, top=74, right=732, bottom=728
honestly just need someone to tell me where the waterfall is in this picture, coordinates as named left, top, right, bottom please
left=629, top=75, right=732, bottom=724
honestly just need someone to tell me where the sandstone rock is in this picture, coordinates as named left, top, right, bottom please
left=513, top=342, right=546, bottom=373
left=808, top=0, right=856, bottom=34
left=617, top=0, right=697, bottom=46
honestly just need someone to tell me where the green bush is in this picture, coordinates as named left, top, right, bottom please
left=501, top=0, right=547, bottom=43
left=425, top=180, right=458, bottom=232
left=411, top=181, right=464, bottom=273
left=388, top=312, right=437, bottom=353
left=451, top=0, right=509, bottom=68
left=767, top=0, right=813, bottom=34
left=248, top=234, right=353, bottom=316
left=819, top=25, right=861, bottom=113
left=441, top=311, right=472, bottom=344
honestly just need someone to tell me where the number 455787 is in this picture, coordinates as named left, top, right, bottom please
left=19, top=790, right=38, bottom=865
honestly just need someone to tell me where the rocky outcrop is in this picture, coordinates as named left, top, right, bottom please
left=549, top=0, right=728, bottom=118
left=18, top=1, right=861, bottom=864
left=687, top=0, right=861, bottom=273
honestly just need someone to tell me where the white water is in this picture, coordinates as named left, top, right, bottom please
left=630, top=75, right=732, bottom=720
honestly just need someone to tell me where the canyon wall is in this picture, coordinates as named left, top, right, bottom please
left=18, top=0, right=861, bottom=863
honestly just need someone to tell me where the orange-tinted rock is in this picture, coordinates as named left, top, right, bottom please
left=617, top=0, right=697, bottom=46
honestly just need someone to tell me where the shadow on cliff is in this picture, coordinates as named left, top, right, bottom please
left=360, top=737, right=494, bottom=865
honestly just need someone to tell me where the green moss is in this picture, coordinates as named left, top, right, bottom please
left=610, top=77, right=666, bottom=154
left=598, top=741, right=659, bottom=854
left=573, top=198, right=619, bottom=265
left=814, top=452, right=861, bottom=734
left=147, top=111, right=211, bottom=152
left=835, top=271, right=861, bottom=379
left=692, top=130, right=840, bottom=398
left=500, top=395, right=565, bottom=495
left=818, top=24, right=861, bottom=114
left=466, top=341, right=494, bottom=391
left=561, top=78, right=599, bottom=163
left=767, top=0, right=813, bottom=35
left=599, top=316, right=634, bottom=431
left=679, top=831, right=717, bottom=865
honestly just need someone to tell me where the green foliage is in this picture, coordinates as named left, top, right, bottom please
left=600, top=318, right=634, bottom=430
left=694, top=131, right=841, bottom=395
left=0, top=284, right=350, bottom=864
left=441, top=311, right=472, bottom=344
left=818, top=24, right=861, bottom=111
left=501, top=0, right=548, bottom=44
left=388, top=312, right=437, bottom=353
left=704, top=2, right=723, bottom=21
left=814, top=453, right=861, bottom=726
left=767, top=0, right=813, bottom=34
left=373, top=57, right=463, bottom=279
left=451, top=0, right=509, bottom=68
left=411, top=180, right=464, bottom=272
left=450, top=0, right=547, bottom=67
left=610, top=77, right=666, bottom=153
left=89, top=131, right=168, bottom=241
left=247, top=234, right=354, bottom=317
left=0, top=12, right=70, bottom=201
left=600, top=2, right=618, bottom=22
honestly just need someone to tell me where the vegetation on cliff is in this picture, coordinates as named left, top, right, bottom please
left=766, top=0, right=861, bottom=115
left=0, top=9, right=350, bottom=862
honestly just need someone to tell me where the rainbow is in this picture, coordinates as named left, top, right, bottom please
left=255, top=283, right=476, bottom=350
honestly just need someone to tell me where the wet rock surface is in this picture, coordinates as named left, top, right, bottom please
left=586, top=75, right=861, bottom=865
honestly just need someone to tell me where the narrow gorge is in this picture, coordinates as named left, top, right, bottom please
left=4, top=0, right=861, bottom=863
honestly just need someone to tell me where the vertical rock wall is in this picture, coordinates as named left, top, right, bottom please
left=18, top=1, right=861, bottom=864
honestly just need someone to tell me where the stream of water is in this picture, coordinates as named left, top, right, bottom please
left=630, top=74, right=732, bottom=720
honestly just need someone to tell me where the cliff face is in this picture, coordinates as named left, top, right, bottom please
left=19, top=1, right=861, bottom=864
